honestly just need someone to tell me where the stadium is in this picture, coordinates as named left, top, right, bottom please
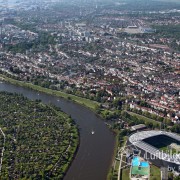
left=128, top=130, right=180, bottom=171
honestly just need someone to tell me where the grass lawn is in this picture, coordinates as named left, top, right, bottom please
left=160, top=146, right=177, bottom=154
left=127, top=111, right=161, bottom=126
left=111, top=160, right=120, bottom=180
left=0, top=74, right=99, bottom=110
left=150, top=165, right=161, bottom=180
left=121, top=165, right=161, bottom=180
left=115, top=160, right=120, bottom=173
left=121, top=168, right=130, bottom=180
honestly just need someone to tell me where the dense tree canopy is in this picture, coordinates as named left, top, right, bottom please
left=0, top=92, right=78, bottom=179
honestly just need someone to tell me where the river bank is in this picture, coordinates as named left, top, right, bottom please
left=0, top=74, right=99, bottom=110
left=0, top=74, right=123, bottom=179
left=0, top=78, right=116, bottom=180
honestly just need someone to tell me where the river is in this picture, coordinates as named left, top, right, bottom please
left=0, top=82, right=115, bottom=180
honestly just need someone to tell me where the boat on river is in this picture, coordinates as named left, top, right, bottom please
left=91, top=130, right=95, bottom=135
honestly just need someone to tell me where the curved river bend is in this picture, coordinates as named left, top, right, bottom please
left=0, top=82, right=115, bottom=180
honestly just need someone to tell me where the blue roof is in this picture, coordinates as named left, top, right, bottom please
left=132, top=157, right=140, bottom=166
left=132, top=157, right=149, bottom=167
left=140, top=162, right=149, bottom=167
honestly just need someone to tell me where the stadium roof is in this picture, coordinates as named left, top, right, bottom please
left=129, top=131, right=180, bottom=165
left=131, top=124, right=146, bottom=131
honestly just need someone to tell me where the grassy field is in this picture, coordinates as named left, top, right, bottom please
left=107, top=131, right=121, bottom=180
left=150, top=165, right=161, bottom=180
left=111, top=160, right=120, bottom=180
left=0, top=74, right=99, bottom=110
left=121, top=168, right=130, bottom=180
left=127, top=111, right=161, bottom=126
left=121, top=165, right=161, bottom=180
